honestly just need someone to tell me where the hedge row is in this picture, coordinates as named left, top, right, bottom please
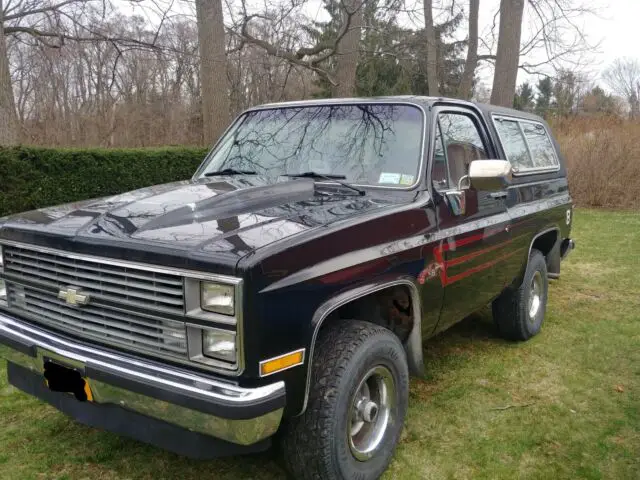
left=0, top=146, right=208, bottom=217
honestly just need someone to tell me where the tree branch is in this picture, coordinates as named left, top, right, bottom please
left=3, top=0, right=91, bottom=22
left=4, top=25, right=160, bottom=50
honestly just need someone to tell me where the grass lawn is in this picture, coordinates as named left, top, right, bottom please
left=1, top=208, right=638, bottom=479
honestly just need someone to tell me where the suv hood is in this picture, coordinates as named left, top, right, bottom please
left=0, top=177, right=402, bottom=273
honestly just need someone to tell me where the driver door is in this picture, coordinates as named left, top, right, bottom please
left=431, top=108, right=513, bottom=333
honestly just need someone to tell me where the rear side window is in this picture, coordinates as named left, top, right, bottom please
left=521, top=122, right=557, bottom=169
left=493, top=116, right=559, bottom=174
left=493, top=119, right=532, bottom=170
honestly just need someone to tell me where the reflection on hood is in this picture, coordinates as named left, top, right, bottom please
left=0, top=176, right=399, bottom=260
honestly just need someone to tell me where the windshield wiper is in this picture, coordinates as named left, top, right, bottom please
left=284, top=171, right=365, bottom=196
left=204, top=168, right=257, bottom=177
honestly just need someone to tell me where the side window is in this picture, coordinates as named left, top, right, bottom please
left=493, top=119, right=533, bottom=171
left=521, top=122, right=558, bottom=168
left=433, top=112, right=488, bottom=190
left=494, top=117, right=559, bottom=172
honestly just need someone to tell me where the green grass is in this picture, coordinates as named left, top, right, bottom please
left=1, top=208, right=639, bottom=479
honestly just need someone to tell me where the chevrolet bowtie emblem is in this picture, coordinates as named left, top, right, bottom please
left=58, top=287, right=90, bottom=306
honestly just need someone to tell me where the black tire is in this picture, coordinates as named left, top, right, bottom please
left=493, top=249, right=549, bottom=341
left=280, top=320, right=409, bottom=480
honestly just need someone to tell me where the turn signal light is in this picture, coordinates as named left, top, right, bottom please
left=259, top=349, right=305, bottom=377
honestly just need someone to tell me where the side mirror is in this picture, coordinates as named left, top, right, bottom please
left=468, top=160, right=512, bottom=192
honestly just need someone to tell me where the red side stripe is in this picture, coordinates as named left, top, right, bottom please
left=447, top=238, right=515, bottom=267
left=445, top=249, right=523, bottom=285
left=442, top=232, right=484, bottom=251
left=446, top=232, right=529, bottom=267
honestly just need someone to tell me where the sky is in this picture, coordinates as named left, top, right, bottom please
left=125, top=0, right=639, bottom=89
left=477, top=0, right=640, bottom=87
left=569, top=0, right=640, bottom=69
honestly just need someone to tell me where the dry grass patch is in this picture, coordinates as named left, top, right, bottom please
left=552, top=116, right=640, bottom=209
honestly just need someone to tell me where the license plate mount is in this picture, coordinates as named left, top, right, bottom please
left=43, top=359, right=93, bottom=402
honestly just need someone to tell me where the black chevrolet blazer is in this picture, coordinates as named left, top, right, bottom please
left=0, top=96, right=574, bottom=479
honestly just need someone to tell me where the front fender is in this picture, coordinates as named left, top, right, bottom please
left=298, top=276, right=424, bottom=416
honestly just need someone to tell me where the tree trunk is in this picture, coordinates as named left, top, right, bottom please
left=0, top=1, right=19, bottom=146
left=333, top=0, right=363, bottom=97
left=630, top=94, right=640, bottom=120
left=490, top=0, right=525, bottom=107
left=458, top=0, right=479, bottom=99
left=423, top=0, right=439, bottom=96
left=195, top=0, right=230, bottom=145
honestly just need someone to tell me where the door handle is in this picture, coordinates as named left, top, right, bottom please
left=490, top=191, right=507, bottom=199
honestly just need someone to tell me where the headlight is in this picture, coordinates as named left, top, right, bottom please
left=202, top=328, right=236, bottom=362
left=200, top=282, right=235, bottom=315
left=185, top=276, right=242, bottom=372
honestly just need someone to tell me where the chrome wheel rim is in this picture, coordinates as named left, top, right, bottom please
left=528, top=271, right=543, bottom=321
left=348, top=366, right=395, bottom=461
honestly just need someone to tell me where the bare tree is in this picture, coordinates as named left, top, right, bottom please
left=0, top=0, right=162, bottom=145
left=490, top=0, right=525, bottom=106
left=517, top=0, right=596, bottom=76
left=334, top=0, right=364, bottom=97
left=195, top=0, right=229, bottom=144
left=423, top=0, right=438, bottom=96
left=478, top=0, right=596, bottom=105
left=5, top=4, right=316, bottom=147
left=603, top=58, right=640, bottom=119
left=0, top=0, right=601, bottom=148
left=236, top=0, right=363, bottom=89
left=457, top=0, right=478, bottom=99
left=226, top=13, right=315, bottom=111
left=0, top=0, right=18, bottom=144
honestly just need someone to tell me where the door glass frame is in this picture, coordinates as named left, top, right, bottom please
left=432, top=119, right=454, bottom=191
left=427, top=105, right=498, bottom=194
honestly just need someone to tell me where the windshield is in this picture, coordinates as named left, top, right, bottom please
left=196, top=104, right=424, bottom=187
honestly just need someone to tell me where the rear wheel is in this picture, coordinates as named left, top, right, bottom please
left=493, top=249, right=549, bottom=341
left=280, top=320, right=409, bottom=480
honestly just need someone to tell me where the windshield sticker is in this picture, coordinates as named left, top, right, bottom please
left=400, top=174, right=415, bottom=185
left=378, top=172, right=401, bottom=184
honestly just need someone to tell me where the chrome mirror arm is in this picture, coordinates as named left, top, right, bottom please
left=457, top=175, right=470, bottom=191
left=444, top=190, right=466, bottom=216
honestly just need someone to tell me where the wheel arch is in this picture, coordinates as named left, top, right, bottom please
left=519, top=226, right=560, bottom=283
left=298, top=277, right=424, bottom=416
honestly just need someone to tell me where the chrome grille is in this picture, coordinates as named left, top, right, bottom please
left=1, top=244, right=187, bottom=359
left=3, top=246, right=184, bottom=314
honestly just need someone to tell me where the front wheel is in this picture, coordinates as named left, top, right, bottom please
left=280, top=320, right=409, bottom=480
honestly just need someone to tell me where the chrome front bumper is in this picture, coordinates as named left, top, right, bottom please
left=0, top=312, right=285, bottom=447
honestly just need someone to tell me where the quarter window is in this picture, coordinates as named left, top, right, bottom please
left=493, top=117, right=559, bottom=173
left=493, top=119, right=532, bottom=170
left=521, top=122, right=558, bottom=168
